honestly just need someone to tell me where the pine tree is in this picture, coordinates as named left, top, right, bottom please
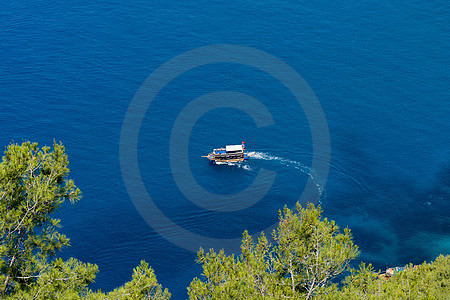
left=0, top=141, right=170, bottom=299
left=188, top=203, right=359, bottom=299
left=0, top=141, right=84, bottom=296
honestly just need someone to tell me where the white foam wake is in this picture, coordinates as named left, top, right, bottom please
left=250, top=151, right=325, bottom=196
left=215, top=161, right=252, bottom=171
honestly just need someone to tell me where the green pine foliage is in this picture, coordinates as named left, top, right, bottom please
left=188, top=232, right=275, bottom=299
left=188, top=203, right=360, bottom=299
left=0, top=142, right=168, bottom=299
left=0, top=141, right=82, bottom=296
left=1, top=141, right=448, bottom=299
left=87, top=261, right=171, bottom=300
left=319, top=255, right=450, bottom=299
left=7, top=258, right=98, bottom=300
left=272, top=203, right=359, bottom=298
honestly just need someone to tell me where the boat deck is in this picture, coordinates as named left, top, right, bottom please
left=202, top=142, right=250, bottom=164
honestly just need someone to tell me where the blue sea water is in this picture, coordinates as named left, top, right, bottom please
left=1, top=0, right=449, bottom=298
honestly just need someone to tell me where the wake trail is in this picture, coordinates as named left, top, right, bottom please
left=249, top=151, right=326, bottom=197
left=216, top=161, right=253, bottom=171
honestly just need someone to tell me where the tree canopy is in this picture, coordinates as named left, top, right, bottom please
left=319, top=255, right=450, bottom=299
left=188, top=203, right=359, bottom=299
left=0, top=142, right=169, bottom=299
left=0, top=141, right=448, bottom=299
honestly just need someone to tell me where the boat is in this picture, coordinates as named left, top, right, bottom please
left=379, top=266, right=409, bottom=280
left=202, top=142, right=250, bottom=164
left=385, top=267, right=405, bottom=277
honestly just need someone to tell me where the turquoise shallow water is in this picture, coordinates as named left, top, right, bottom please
left=1, top=1, right=449, bottom=298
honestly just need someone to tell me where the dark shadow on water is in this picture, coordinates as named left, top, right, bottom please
left=323, top=162, right=450, bottom=270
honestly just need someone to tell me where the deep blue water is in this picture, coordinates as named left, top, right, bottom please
left=1, top=1, right=449, bottom=298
